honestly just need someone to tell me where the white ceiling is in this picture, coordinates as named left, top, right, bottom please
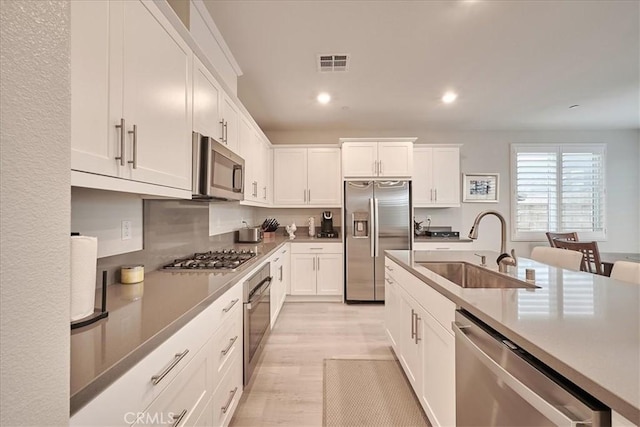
left=203, top=1, right=639, bottom=133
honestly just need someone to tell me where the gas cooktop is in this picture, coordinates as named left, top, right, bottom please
left=163, top=249, right=257, bottom=271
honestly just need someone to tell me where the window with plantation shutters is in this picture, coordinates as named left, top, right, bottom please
left=511, top=144, right=606, bottom=241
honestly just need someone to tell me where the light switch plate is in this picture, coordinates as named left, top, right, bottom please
left=121, top=220, right=132, bottom=240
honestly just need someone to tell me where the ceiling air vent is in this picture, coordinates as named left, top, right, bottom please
left=317, top=54, right=350, bottom=72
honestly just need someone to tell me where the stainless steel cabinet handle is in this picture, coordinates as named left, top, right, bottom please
left=127, top=124, right=137, bottom=169
left=223, top=121, right=228, bottom=143
left=308, top=189, right=311, bottom=203
left=430, top=189, right=434, bottom=201
left=263, top=186, right=267, bottom=199
left=410, top=309, right=416, bottom=339
left=221, top=335, right=238, bottom=355
left=385, top=265, right=394, bottom=271
left=221, top=387, right=238, bottom=414
left=385, top=277, right=392, bottom=284
left=115, top=118, right=126, bottom=165
left=279, top=265, right=283, bottom=281
left=151, top=349, right=189, bottom=385
left=222, top=298, right=239, bottom=313
left=379, top=161, right=383, bottom=175
left=414, top=313, right=421, bottom=344
left=220, top=119, right=225, bottom=142
left=310, top=247, right=323, bottom=250
left=304, top=189, right=307, bottom=202
left=171, top=409, right=187, bottom=427
left=317, top=256, right=320, bottom=270
left=434, top=188, right=437, bottom=201
left=312, top=257, right=315, bottom=271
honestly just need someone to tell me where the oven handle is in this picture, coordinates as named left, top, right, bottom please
left=247, top=277, right=272, bottom=309
left=452, top=321, right=581, bottom=427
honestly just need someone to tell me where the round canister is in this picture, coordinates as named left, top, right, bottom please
left=121, top=265, right=144, bottom=284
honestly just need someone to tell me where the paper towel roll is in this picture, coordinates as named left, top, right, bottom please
left=70, top=236, right=98, bottom=321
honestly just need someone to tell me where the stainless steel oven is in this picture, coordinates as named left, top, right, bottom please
left=454, top=310, right=610, bottom=426
left=192, top=132, right=244, bottom=201
left=243, top=262, right=271, bottom=385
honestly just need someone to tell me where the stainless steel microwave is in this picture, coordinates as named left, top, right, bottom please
left=192, top=132, right=244, bottom=201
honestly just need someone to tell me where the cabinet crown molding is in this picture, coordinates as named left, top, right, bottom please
left=339, top=137, right=417, bottom=145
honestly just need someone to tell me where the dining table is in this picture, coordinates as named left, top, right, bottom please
left=600, top=252, right=640, bottom=276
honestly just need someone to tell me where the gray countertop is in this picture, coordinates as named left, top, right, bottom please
left=70, top=234, right=326, bottom=415
left=385, top=249, right=640, bottom=424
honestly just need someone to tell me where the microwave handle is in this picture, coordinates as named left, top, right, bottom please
left=233, top=165, right=243, bottom=193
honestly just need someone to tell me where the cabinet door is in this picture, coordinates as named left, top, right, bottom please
left=221, top=93, right=239, bottom=154
left=273, top=148, right=307, bottom=206
left=341, top=142, right=377, bottom=177
left=238, top=115, right=255, bottom=201
left=420, top=311, right=455, bottom=427
left=431, top=147, right=460, bottom=206
left=273, top=148, right=307, bottom=205
left=315, top=254, right=343, bottom=296
left=193, top=56, right=221, bottom=139
left=378, top=141, right=413, bottom=177
left=258, top=137, right=272, bottom=204
left=270, top=257, right=283, bottom=327
left=290, top=254, right=317, bottom=295
left=123, top=0, right=192, bottom=190
left=384, top=274, right=400, bottom=350
left=140, top=337, right=213, bottom=427
left=398, top=290, right=422, bottom=394
left=71, top=0, right=121, bottom=178
left=307, top=148, right=342, bottom=206
left=281, top=246, right=291, bottom=298
left=412, top=147, right=433, bottom=206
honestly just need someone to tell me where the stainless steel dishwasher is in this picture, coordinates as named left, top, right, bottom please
left=453, top=310, right=611, bottom=426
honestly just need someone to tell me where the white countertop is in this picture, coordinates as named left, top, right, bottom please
left=385, top=249, right=640, bottom=424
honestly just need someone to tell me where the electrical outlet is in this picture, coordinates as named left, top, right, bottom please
left=121, top=220, right=132, bottom=240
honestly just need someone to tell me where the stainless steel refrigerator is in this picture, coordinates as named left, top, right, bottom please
left=344, top=181, right=411, bottom=302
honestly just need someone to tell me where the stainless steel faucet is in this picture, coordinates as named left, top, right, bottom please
left=468, top=210, right=517, bottom=273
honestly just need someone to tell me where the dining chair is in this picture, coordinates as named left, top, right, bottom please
left=610, top=261, right=640, bottom=285
left=553, top=240, right=604, bottom=275
left=530, top=247, right=584, bottom=271
left=545, top=232, right=579, bottom=248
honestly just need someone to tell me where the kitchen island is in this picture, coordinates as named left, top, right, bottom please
left=386, top=249, right=640, bottom=425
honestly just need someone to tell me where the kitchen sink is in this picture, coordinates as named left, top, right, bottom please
left=418, top=262, right=539, bottom=289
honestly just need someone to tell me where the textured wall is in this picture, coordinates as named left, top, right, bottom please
left=0, top=1, right=71, bottom=425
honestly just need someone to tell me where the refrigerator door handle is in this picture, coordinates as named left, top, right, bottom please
left=369, top=198, right=375, bottom=257
left=374, top=198, right=380, bottom=257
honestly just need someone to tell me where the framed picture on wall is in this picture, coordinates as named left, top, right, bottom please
left=462, top=173, right=499, bottom=203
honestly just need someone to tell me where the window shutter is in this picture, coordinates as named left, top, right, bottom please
left=511, top=144, right=606, bottom=241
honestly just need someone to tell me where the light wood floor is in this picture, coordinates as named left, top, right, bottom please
left=230, top=302, right=394, bottom=427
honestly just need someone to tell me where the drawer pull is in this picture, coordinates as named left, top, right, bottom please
left=310, top=247, right=323, bottom=250
left=151, top=349, right=189, bottom=385
left=222, top=298, right=239, bottom=313
left=221, top=387, right=238, bottom=414
left=171, top=409, right=187, bottom=427
left=221, top=336, right=238, bottom=356
left=385, top=265, right=394, bottom=271
left=273, top=257, right=280, bottom=262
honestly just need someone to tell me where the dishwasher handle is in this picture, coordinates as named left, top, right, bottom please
left=453, top=321, right=584, bottom=427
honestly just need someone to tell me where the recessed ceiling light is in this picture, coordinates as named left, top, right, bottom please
left=317, top=92, right=331, bottom=104
left=442, top=91, right=458, bottom=104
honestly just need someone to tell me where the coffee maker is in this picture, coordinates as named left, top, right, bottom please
left=318, top=211, right=338, bottom=238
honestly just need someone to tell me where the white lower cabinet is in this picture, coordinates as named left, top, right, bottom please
left=269, top=244, right=289, bottom=327
left=290, top=243, right=343, bottom=296
left=70, top=282, right=243, bottom=427
left=385, top=257, right=456, bottom=427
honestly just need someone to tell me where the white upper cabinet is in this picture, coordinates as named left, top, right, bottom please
left=341, top=139, right=415, bottom=178
left=273, top=147, right=341, bottom=207
left=193, top=56, right=222, bottom=139
left=413, top=146, right=460, bottom=207
left=71, top=0, right=192, bottom=194
left=221, top=92, right=239, bottom=153
left=239, top=113, right=271, bottom=205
